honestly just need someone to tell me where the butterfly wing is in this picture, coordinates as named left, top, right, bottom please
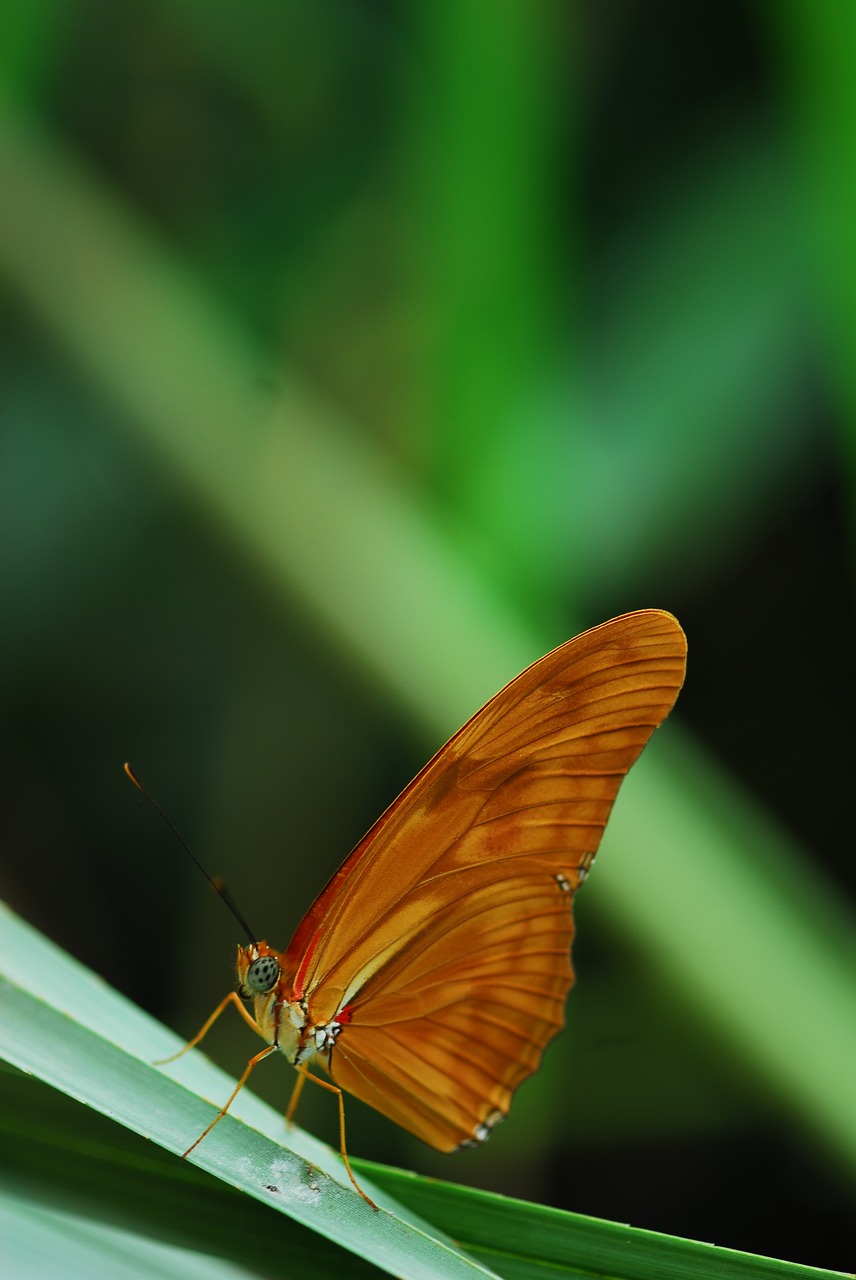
left=284, top=609, right=686, bottom=1149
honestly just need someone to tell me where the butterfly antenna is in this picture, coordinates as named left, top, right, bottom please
left=124, top=763, right=257, bottom=946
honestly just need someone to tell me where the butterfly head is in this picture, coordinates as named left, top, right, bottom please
left=235, top=941, right=310, bottom=1059
left=236, top=941, right=282, bottom=999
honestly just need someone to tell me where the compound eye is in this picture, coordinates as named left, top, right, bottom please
left=245, top=954, right=280, bottom=994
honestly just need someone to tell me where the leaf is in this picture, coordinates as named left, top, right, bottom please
left=0, top=903, right=848, bottom=1280
left=364, top=1161, right=851, bottom=1280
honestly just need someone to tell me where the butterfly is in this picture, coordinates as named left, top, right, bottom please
left=128, top=608, right=686, bottom=1207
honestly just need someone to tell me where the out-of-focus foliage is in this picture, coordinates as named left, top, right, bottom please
left=0, top=2, right=853, bottom=1273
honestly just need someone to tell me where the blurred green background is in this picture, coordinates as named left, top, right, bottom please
left=0, top=0, right=854, bottom=1271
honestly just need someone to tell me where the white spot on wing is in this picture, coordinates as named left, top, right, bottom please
left=456, top=1108, right=504, bottom=1150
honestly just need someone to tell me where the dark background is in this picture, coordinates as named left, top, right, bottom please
left=1, top=2, right=854, bottom=1271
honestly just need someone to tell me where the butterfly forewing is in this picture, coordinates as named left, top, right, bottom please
left=283, top=609, right=686, bottom=1148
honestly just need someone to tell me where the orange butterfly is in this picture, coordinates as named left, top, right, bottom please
left=128, top=608, right=686, bottom=1207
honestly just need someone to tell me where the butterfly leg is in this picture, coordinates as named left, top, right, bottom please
left=182, top=1041, right=279, bottom=1158
left=292, top=1065, right=378, bottom=1210
left=155, top=991, right=260, bottom=1065
left=285, top=1068, right=306, bottom=1125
